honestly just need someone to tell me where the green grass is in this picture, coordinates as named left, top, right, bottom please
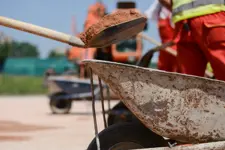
left=0, top=74, right=47, bottom=95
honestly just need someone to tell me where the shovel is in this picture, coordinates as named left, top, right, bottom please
left=0, top=10, right=146, bottom=48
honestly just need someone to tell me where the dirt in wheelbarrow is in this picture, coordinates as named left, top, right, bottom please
left=79, top=9, right=144, bottom=45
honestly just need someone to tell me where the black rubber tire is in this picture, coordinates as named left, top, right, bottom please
left=49, top=94, right=72, bottom=114
left=87, top=122, right=167, bottom=150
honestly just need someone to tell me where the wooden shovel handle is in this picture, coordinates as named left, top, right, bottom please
left=139, top=33, right=177, bottom=56
left=0, top=16, right=85, bottom=47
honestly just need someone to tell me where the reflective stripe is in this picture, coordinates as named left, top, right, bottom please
left=173, top=0, right=225, bottom=15
left=172, top=4, right=225, bottom=23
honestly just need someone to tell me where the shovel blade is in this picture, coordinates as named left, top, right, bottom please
left=89, top=17, right=146, bottom=47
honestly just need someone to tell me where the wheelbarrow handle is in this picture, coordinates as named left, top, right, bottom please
left=0, top=16, right=85, bottom=47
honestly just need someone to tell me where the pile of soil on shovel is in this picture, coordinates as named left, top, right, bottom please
left=79, top=9, right=144, bottom=46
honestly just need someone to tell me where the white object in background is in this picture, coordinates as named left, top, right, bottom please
left=145, top=0, right=174, bottom=28
left=144, top=0, right=161, bottom=21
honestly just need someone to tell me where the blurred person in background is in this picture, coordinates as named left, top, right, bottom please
left=84, top=2, right=112, bottom=62
left=80, top=2, right=110, bottom=77
left=43, top=67, right=56, bottom=87
left=159, top=0, right=225, bottom=81
left=145, top=0, right=178, bottom=72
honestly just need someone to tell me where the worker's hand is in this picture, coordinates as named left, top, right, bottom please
left=158, top=0, right=172, bottom=11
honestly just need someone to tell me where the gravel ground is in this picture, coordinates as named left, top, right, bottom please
left=0, top=96, right=118, bottom=150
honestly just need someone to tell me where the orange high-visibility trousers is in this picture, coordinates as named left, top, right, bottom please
left=174, top=12, right=225, bottom=81
left=158, top=18, right=178, bottom=72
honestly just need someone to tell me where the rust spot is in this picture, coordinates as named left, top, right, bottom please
left=192, top=127, right=197, bottom=130
left=193, top=132, right=198, bottom=137
left=169, top=77, right=175, bottom=82
left=215, top=133, right=220, bottom=138
left=166, top=123, right=173, bottom=127
left=140, top=100, right=169, bottom=124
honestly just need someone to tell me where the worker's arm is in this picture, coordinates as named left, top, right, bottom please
left=158, top=0, right=172, bottom=11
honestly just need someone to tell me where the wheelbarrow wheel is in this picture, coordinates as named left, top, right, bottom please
left=87, top=122, right=167, bottom=150
left=49, top=93, right=72, bottom=114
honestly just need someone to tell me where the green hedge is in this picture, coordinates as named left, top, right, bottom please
left=0, top=74, right=47, bottom=95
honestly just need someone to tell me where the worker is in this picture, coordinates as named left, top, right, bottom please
left=83, top=2, right=107, bottom=60
left=145, top=0, right=178, bottom=72
left=84, top=2, right=113, bottom=61
left=84, top=2, right=106, bottom=30
left=82, top=2, right=108, bottom=77
left=158, top=0, right=225, bottom=81
left=43, top=68, right=56, bottom=87
left=68, top=2, right=107, bottom=78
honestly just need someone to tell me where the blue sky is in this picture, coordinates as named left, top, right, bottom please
left=0, top=0, right=160, bottom=61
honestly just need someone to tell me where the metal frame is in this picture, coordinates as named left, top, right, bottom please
left=89, top=68, right=101, bottom=150
left=89, top=67, right=111, bottom=150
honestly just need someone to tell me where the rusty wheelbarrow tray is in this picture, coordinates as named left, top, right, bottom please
left=84, top=59, right=225, bottom=149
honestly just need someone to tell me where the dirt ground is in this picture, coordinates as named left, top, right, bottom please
left=0, top=96, right=118, bottom=150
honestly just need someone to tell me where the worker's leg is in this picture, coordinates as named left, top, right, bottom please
left=158, top=50, right=172, bottom=71
left=158, top=18, right=174, bottom=42
left=158, top=18, right=178, bottom=72
left=194, top=12, right=225, bottom=81
left=174, top=20, right=208, bottom=76
left=169, top=44, right=178, bottom=72
left=176, top=41, right=207, bottom=76
left=207, top=48, right=225, bottom=81
left=158, top=46, right=178, bottom=72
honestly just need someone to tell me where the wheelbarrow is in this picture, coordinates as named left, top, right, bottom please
left=46, top=75, right=101, bottom=114
left=84, top=59, right=225, bottom=150
left=46, top=74, right=118, bottom=114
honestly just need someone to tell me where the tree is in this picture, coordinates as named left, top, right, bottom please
left=48, top=49, right=65, bottom=58
left=0, top=41, right=11, bottom=71
left=9, top=41, right=39, bottom=57
left=0, top=41, right=11, bottom=60
left=0, top=39, right=39, bottom=72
